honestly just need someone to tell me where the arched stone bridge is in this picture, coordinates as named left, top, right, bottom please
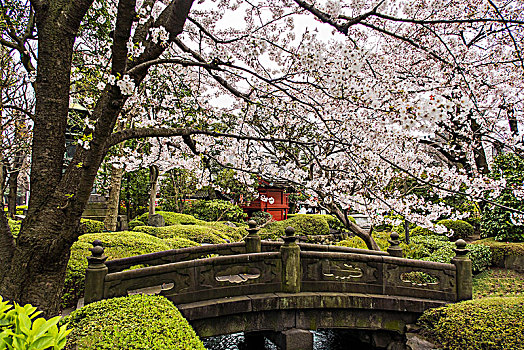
left=84, top=223, right=472, bottom=350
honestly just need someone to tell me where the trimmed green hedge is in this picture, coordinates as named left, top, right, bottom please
left=437, top=219, right=474, bottom=240
left=337, top=233, right=491, bottom=273
left=288, top=214, right=355, bottom=231
left=418, top=296, right=524, bottom=350
left=183, top=200, right=247, bottom=223
left=472, top=238, right=524, bottom=267
left=78, top=218, right=106, bottom=234
left=128, top=218, right=145, bottom=230
left=258, top=215, right=330, bottom=240
left=61, top=295, right=205, bottom=350
left=337, top=232, right=390, bottom=250
left=62, top=231, right=198, bottom=308
left=133, top=225, right=225, bottom=244
left=137, top=212, right=202, bottom=226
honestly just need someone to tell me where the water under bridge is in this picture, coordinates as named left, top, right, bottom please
left=84, top=222, right=472, bottom=350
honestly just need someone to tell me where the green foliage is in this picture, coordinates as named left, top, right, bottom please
left=159, top=168, right=197, bottom=213
left=337, top=232, right=391, bottom=251
left=418, top=296, right=524, bottom=350
left=62, top=231, right=197, bottom=308
left=128, top=219, right=145, bottom=230
left=436, top=219, right=474, bottom=240
left=61, top=295, right=205, bottom=350
left=404, top=235, right=491, bottom=274
left=120, top=169, right=150, bottom=221
left=7, top=220, right=20, bottom=239
left=409, top=226, right=436, bottom=237
left=258, top=215, right=329, bottom=240
left=137, top=211, right=202, bottom=226
left=78, top=219, right=105, bottom=234
left=289, top=214, right=354, bottom=231
left=183, top=200, right=247, bottom=223
left=481, top=152, right=524, bottom=242
left=250, top=211, right=272, bottom=227
left=0, top=296, right=70, bottom=350
left=472, top=238, right=524, bottom=267
left=134, top=225, right=225, bottom=244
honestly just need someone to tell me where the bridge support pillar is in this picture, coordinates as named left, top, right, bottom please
left=280, top=227, right=300, bottom=293
left=266, top=329, right=313, bottom=350
left=452, top=239, right=472, bottom=301
left=243, top=331, right=266, bottom=350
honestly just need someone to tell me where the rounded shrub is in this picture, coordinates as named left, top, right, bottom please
left=436, top=219, right=474, bottom=240
left=137, top=211, right=203, bottom=226
left=472, top=238, right=524, bottom=267
left=183, top=200, right=247, bottom=223
left=8, top=219, right=20, bottom=238
left=409, top=226, right=437, bottom=237
left=337, top=232, right=391, bottom=251
left=78, top=219, right=105, bottom=234
left=250, top=211, right=273, bottom=226
left=418, top=296, right=524, bottom=350
left=62, top=231, right=197, bottom=308
left=258, top=214, right=329, bottom=240
left=404, top=235, right=491, bottom=273
left=133, top=225, right=225, bottom=244
left=61, top=295, right=205, bottom=350
left=128, top=218, right=145, bottom=230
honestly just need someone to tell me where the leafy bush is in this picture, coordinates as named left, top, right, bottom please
left=78, top=219, right=105, bottom=234
left=250, top=211, right=272, bottom=227
left=288, top=214, right=354, bottom=231
left=418, top=296, right=524, bottom=350
left=409, top=226, right=437, bottom=237
left=472, top=238, right=524, bottom=267
left=133, top=225, right=226, bottom=244
left=337, top=232, right=391, bottom=251
left=61, top=295, right=205, bottom=350
left=436, top=219, right=474, bottom=240
left=0, top=296, right=70, bottom=350
left=404, top=235, right=491, bottom=273
left=62, top=231, right=197, bottom=308
left=7, top=219, right=20, bottom=239
left=183, top=200, right=247, bottom=223
left=481, top=152, right=524, bottom=242
left=137, top=211, right=203, bottom=226
left=128, top=219, right=145, bottom=230
left=258, top=214, right=330, bottom=240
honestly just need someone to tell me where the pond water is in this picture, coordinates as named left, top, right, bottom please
left=203, top=330, right=374, bottom=350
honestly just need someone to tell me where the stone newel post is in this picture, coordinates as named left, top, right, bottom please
left=280, top=226, right=301, bottom=293
left=245, top=220, right=261, bottom=253
left=452, top=239, right=472, bottom=301
left=84, top=240, right=108, bottom=304
left=387, top=232, right=403, bottom=257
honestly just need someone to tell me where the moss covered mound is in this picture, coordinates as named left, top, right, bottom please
left=258, top=214, right=330, bottom=240
left=136, top=211, right=245, bottom=241
left=78, top=218, right=106, bottom=234
left=418, top=296, right=524, bottom=350
left=337, top=232, right=391, bottom=250
left=437, top=219, right=474, bottom=240
left=62, top=231, right=198, bottom=308
left=62, top=295, right=205, bottom=350
left=137, top=211, right=204, bottom=226
left=134, top=225, right=226, bottom=244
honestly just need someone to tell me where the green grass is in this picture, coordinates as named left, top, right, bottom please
left=472, top=268, right=524, bottom=299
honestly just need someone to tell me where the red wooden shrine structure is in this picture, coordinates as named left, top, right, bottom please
left=240, top=180, right=290, bottom=221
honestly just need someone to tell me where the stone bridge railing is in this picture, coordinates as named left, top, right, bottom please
left=84, top=221, right=472, bottom=306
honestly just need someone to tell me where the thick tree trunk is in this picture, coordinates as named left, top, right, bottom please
left=328, top=204, right=380, bottom=251
left=104, top=165, right=124, bottom=231
left=149, top=165, right=159, bottom=217
left=7, top=170, right=18, bottom=218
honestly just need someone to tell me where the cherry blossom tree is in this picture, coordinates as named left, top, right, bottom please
left=0, top=0, right=523, bottom=315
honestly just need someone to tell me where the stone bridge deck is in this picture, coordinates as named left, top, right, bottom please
left=84, top=223, right=472, bottom=349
